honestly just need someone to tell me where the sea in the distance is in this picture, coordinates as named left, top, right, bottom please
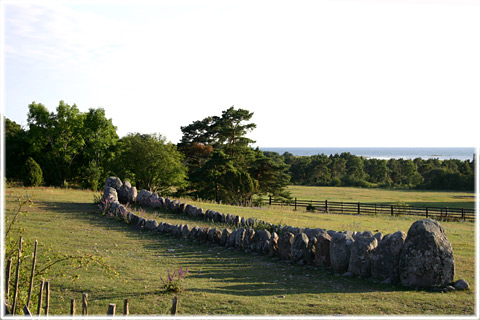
left=259, top=147, right=476, bottom=161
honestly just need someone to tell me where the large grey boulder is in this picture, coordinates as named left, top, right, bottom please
left=117, top=181, right=131, bottom=204
left=371, top=231, right=406, bottom=283
left=330, top=232, right=355, bottom=273
left=348, top=236, right=378, bottom=278
left=103, top=186, right=118, bottom=203
left=251, top=229, right=271, bottom=254
left=314, top=230, right=331, bottom=268
left=399, top=219, right=455, bottom=288
left=220, top=228, right=233, bottom=246
left=277, top=232, right=294, bottom=260
left=105, top=176, right=122, bottom=191
left=291, top=232, right=309, bottom=263
left=226, top=229, right=237, bottom=248
left=144, top=219, right=159, bottom=230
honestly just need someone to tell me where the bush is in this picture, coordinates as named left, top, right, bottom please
left=22, top=157, right=43, bottom=187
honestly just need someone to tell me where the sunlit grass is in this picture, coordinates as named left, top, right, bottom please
left=3, top=187, right=476, bottom=315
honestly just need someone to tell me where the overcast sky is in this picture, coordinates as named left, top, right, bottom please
left=2, top=0, right=479, bottom=148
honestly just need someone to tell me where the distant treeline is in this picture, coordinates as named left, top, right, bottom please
left=263, top=151, right=475, bottom=191
left=4, top=101, right=475, bottom=201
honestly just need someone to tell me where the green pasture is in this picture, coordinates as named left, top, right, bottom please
left=3, top=187, right=477, bottom=315
left=287, top=185, right=476, bottom=209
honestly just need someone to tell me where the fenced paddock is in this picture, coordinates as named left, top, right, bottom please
left=263, top=197, right=475, bottom=222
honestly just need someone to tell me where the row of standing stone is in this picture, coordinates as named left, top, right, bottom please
left=102, top=177, right=465, bottom=290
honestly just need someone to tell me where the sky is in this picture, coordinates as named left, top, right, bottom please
left=1, top=0, right=480, bottom=148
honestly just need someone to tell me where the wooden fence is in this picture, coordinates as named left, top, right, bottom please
left=264, top=197, right=475, bottom=221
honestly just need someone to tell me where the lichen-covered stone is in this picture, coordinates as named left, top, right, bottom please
left=277, top=232, right=294, bottom=260
left=399, top=219, right=455, bottom=288
left=348, top=236, right=378, bottom=278
left=371, top=231, right=406, bottom=283
left=314, top=230, right=331, bottom=268
left=291, top=232, right=309, bottom=263
left=330, top=232, right=355, bottom=273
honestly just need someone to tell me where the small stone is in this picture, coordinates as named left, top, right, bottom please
left=342, top=271, right=354, bottom=277
left=454, top=279, right=469, bottom=291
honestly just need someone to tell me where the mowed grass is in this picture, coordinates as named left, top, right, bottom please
left=287, top=185, right=475, bottom=209
left=3, top=187, right=476, bottom=316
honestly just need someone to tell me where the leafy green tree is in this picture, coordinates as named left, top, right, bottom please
left=27, top=101, right=86, bottom=186
left=4, top=117, right=30, bottom=181
left=22, top=157, right=43, bottom=187
left=116, top=133, right=187, bottom=194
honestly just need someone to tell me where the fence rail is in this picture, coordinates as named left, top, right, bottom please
left=263, top=197, right=475, bottom=221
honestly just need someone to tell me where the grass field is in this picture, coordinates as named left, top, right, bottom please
left=3, top=186, right=477, bottom=316
left=287, top=185, right=476, bottom=209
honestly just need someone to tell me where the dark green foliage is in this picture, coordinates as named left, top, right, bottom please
left=4, top=117, right=30, bottom=181
left=22, top=157, right=43, bottom=187
left=115, top=133, right=187, bottom=194
left=179, top=107, right=290, bottom=204
left=281, top=152, right=474, bottom=191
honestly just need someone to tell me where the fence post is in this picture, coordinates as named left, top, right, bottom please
left=426, top=207, right=429, bottom=218
left=294, top=198, right=297, bottom=211
left=45, top=281, right=50, bottom=316
left=325, top=200, right=328, bottom=213
left=82, top=293, right=88, bottom=316
left=269, top=195, right=272, bottom=206
left=27, top=240, right=38, bottom=309
left=107, top=304, right=116, bottom=316
left=37, top=281, right=44, bottom=315
left=71, top=299, right=76, bottom=316
left=357, top=203, right=360, bottom=215
left=171, top=296, right=178, bottom=315
left=12, top=236, right=22, bottom=315
left=391, top=205, right=394, bottom=216
left=5, top=258, right=12, bottom=299
left=124, top=299, right=129, bottom=315
left=462, top=208, right=465, bottom=221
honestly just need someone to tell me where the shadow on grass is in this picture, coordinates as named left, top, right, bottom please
left=36, top=200, right=415, bottom=299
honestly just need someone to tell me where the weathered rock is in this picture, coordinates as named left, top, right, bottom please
left=136, top=217, right=145, bottom=228
left=144, top=219, right=159, bottom=230
left=251, top=229, right=271, bottom=254
left=220, top=228, right=232, bottom=246
left=348, top=236, right=378, bottom=278
left=399, top=219, right=455, bottom=288
left=181, top=224, right=191, bottom=238
left=330, top=232, right=355, bottom=273
left=314, top=230, right=331, bottom=268
left=373, top=232, right=383, bottom=242
left=189, top=226, right=200, bottom=239
left=196, top=227, right=209, bottom=242
left=243, top=228, right=255, bottom=250
left=105, top=176, right=122, bottom=191
left=103, top=187, right=118, bottom=202
left=117, top=181, right=131, bottom=204
left=269, top=232, right=279, bottom=256
left=291, top=232, right=309, bottom=263
left=226, top=229, right=237, bottom=248
left=234, top=228, right=246, bottom=250
left=277, top=232, right=295, bottom=260
left=136, top=189, right=152, bottom=206
left=453, top=279, right=469, bottom=291
left=371, top=231, right=406, bottom=283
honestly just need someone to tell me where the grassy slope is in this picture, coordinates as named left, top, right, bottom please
left=3, top=187, right=476, bottom=316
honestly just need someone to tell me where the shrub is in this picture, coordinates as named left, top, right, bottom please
left=22, top=157, right=43, bottom=187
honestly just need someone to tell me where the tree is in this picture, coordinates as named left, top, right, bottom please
left=22, top=157, right=43, bottom=187
left=179, top=107, right=290, bottom=203
left=27, top=101, right=86, bottom=186
left=4, top=117, right=30, bottom=181
left=116, top=133, right=187, bottom=194
left=77, top=108, right=118, bottom=190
